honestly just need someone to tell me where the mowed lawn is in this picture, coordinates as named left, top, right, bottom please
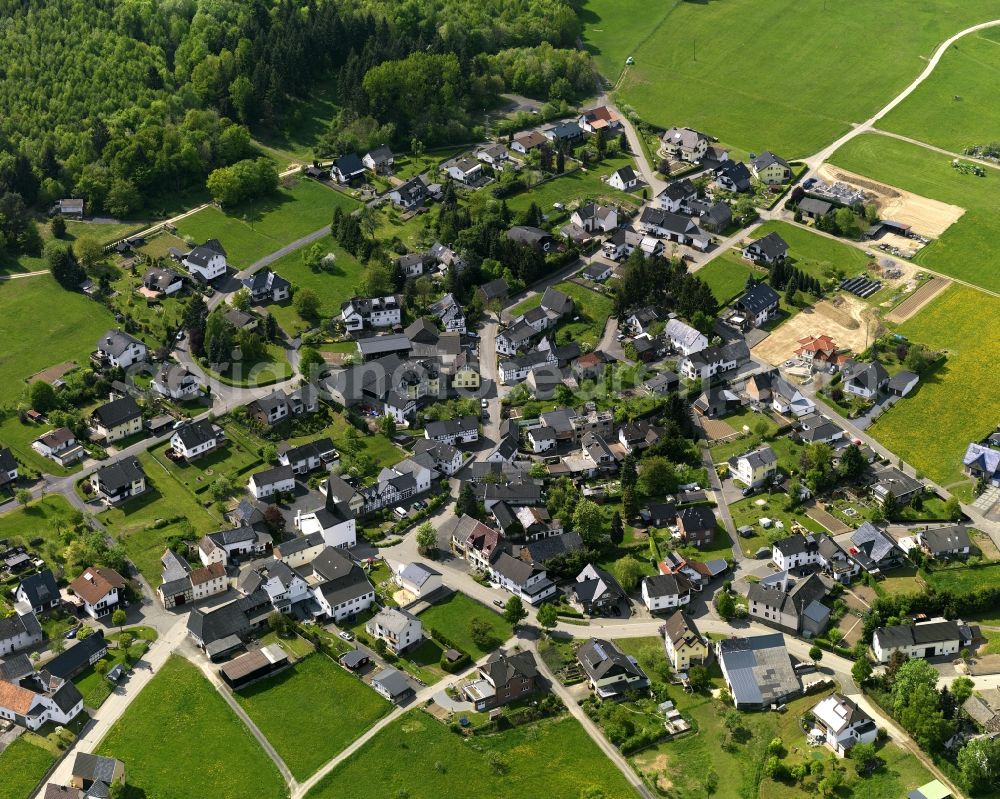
left=0, top=274, right=118, bottom=406
left=869, top=285, right=1000, bottom=498
left=305, top=711, right=637, bottom=799
left=176, top=178, right=358, bottom=268
left=750, top=221, right=871, bottom=283
left=880, top=27, right=1000, bottom=153
left=829, top=133, right=1000, bottom=292
left=695, top=253, right=763, bottom=305
left=97, top=657, right=286, bottom=799
left=582, top=0, right=1000, bottom=157
left=261, top=234, right=366, bottom=336
left=0, top=736, right=57, bottom=799
left=505, top=155, right=642, bottom=221
left=235, top=654, right=390, bottom=781
left=98, top=451, right=223, bottom=586
left=417, top=593, right=511, bottom=657
left=0, top=494, right=78, bottom=567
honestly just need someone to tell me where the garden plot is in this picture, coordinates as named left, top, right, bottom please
left=815, top=164, right=965, bottom=239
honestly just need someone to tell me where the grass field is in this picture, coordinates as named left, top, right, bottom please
left=0, top=736, right=57, bottom=799
left=695, top=253, right=763, bottom=305
left=829, top=134, right=1000, bottom=292
left=147, top=437, right=263, bottom=497
left=750, top=221, right=871, bottom=284
left=306, top=711, right=637, bottom=799
left=97, top=656, right=286, bottom=799
left=509, top=280, right=614, bottom=349
left=880, top=28, right=1000, bottom=153
left=261, top=234, right=366, bottom=336
left=63, top=219, right=145, bottom=245
left=0, top=274, right=118, bottom=406
left=235, top=654, right=390, bottom=781
left=0, top=494, right=79, bottom=566
left=175, top=179, right=359, bottom=269
left=0, top=414, right=81, bottom=477
left=417, top=593, right=512, bottom=657
left=581, top=0, right=1000, bottom=158
left=867, top=285, right=1000, bottom=498
left=924, top=562, right=1000, bottom=595
left=99, top=451, right=223, bottom=586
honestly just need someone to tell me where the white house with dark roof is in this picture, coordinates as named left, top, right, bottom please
left=340, top=295, right=402, bottom=330
left=732, top=282, right=780, bottom=329
left=679, top=339, right=749, bottom=380
left=571, top=203, right=618, bottom=233
left=32, top=428, right=84, bottom=467
left=872, top=618, right=967, bottom=663
left=742, top=232, right=788, bottom=264
left=608, top=165, right=639, bottom=192
left=664, top=318, right=708, bottom=356
left=248, top=465, right=295, bottom=501
left=0, top=662, right=83, bottom=730
left=95, top=330, right=147, bottom=369
left=812, top=693, right=878, bottom=755
left=714, top=160, right=752, bottom=193
left=394, top=562, right=443, bottom=598
left=279, top=438, right=336, bottom=475
left=842, top=359, right=889, bottom=399
left=242, top=269, right=290, bottom=303
left=490, top=552, right=556, bottom=605
left=0, top=609, right=43, bottom=657
left=169, top=419, right=222, bottom=460
left=641, top=573, right=692, bottom=612
left=152, top=362, right=201, bottom=400
left=331, top=153, right=365, bottom=183
left=183, top=239, right=227, bottom=281
left=15, top=569, right=61, bottom=614
left=363, top=145, right=394, bottom=173
left=577, top=638, right=649, bottom=699
left=90, top=456, right=146, bottom=504
left=387, top=175, right=428, bottom=209
left=425, top=415, right=479, bottom=446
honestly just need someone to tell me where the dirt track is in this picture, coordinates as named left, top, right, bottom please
left=885, top=276, right=952, bottom=323
left=816, top=164, right=965, bottom=238
left=752, top=294, right=876, bottom=365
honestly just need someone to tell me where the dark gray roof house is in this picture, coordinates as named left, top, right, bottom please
left=716, top=633, right=799, bottom=709
left=17, top=568, right=61, bottom=611
left=92, top=396, right=141, bottom=430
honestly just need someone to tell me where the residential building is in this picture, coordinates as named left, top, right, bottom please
left=462, top=650, right=538, bottom=711
left=425, top=415, right=479, bottom=446
left=278, top=438, right=336, bottom=475
left=511, top=131, right=547, bottom=154
left=305, top=547, right=376, bottom=622
left=476, top=144, right=508, bottom=167
left=412, top=439, right=463, bottom=476
left=870, top=466, right=924, bottom=508
left=677, top=506, right=716, bottom=548
left=428, top=293, right=466, bottom=333
left=742, top=232, right=788, bottom=264
left=582, top=262, right=613, bottom=282
left=577, top=638, right=649, bottom=699
left=0, top=663, right=83, bottom=730
left=186, top=588, right=274, bottom=652
left=0, top=609, right=43, bottom=657
left=571, top=202, right=618, bottom=233
left=848, top=522, right=905, bottom=575
left=371, top=668, right=414, bottom=704
left=842, top=359, right=889, bottom=399
left=794, top=335, right=840, bottom=368
left=578, top=105, right=621, bottom=134
left=657, top=179, right=698, bottom=213
left=714, top=160, right=752, bottom=193
left=746, top=572, right=830, bottom=637
left=447, top=514, right=504, bottom=572
left=358, top=333, right=413, bottom=362
left=152, top=363, right=201, bottom=400
left=770, top=373, right=816, bottom=417
left=732, top=282, right=780, bottom=329
left=679, top=339, right=750, bottom=380
left=728, top=446, right=778, bottom=488
left=363, top=145, right=394, bottom=173
left=811, top=693, right=878, bottom=756
left=198, top=525, right=271, bottom=567
left=660, top=127, right=710, bottom=162
left=69, top=566, right=125, bottom=619
left=273, top=533, right=326, bottom=569
left=661, top=611, right=708, bottom=673
left=570, top=564, right=627, bottom=616
left=799, top=197, right=833, bottom=220
left=340, top=295, right=403, bottom=330
left=749, top=151, right=791, bottom=184
left=638, top=207, right=710, bottom=250
left=158, top=550, right=227, bottom=609
left=245, top=385, right=317, bottom=427
left=387, top=175, right=427, bottom=209
left=543, top=121, right=583, bottom=144
left=609, top=165, right=639, bottom=191
left=507, top=225, right=552, bottom=253
left=919, top=526, right=972, bottom=559
left=490, top=552, right=556, bottom=605
left=366, top=607, right=422, bottom=654
left=358, top=456, right=436, bottom=514
left=796, top=413, right=845, bottom=445
left=45, top=631, right=109, bottom=680
left=241, top=269, right=290, bottom=304
left=641, top=573, right=692, bottom=613
left=331, top=153, right=365, bottom=183
left=664, top=318, right=708, bottom=356
left=394, top=562, right=443, bottom=599
left=90, top=456, right=146, bottom=504
left=248, top=465, right=295, bottom=501
left=170, top=419, right=222, bottom=460
left=692, top=387, right=742, bottom=418
left=94, top=330, right=147, bottom=369
left=716, top=634, right=799, bottom=710
left=91, top=397, right=143, bottom=443
left=963, top=443, right=1000, bottom=484
left=445, top=155, right=483, bottom=185
left=183, top=239, right=227, bottom=281
left=872, top=618, right=967, bottom=663
left=32, top=428, right=84, bottom=467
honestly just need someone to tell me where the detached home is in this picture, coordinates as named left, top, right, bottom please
left=340, top=295, right=402, bottom=330
left=872, top=618, right=966, bottom=663
left=577, top=638, right=649, bottom=700
left=742, top=232, right=788, bottom=265
left=677, top=506, right=716, bottom=548
left=660, top=127, right=710, bottom=162
left=363, top=145, right=394, bottom=173
left=152, top=363, right=201, bottom=400
left=170, top=419, right=222, bottom=460
left=15, top=569, right=61, bottom=614
left=387, top=176, right=428, bottom=209
left=462, top=650, right=538, bottom=711
left=662, top=611, right=708, bottom=673
left=811, top=693, right=878, bottom=756
left=91, top=397, right=142, bottom=443
left=641, top=573, right=692, bottom=613
left=69, top=566, right=125, bottom=619
left=732, top=282, right=780, bottom=329
left=842, top=359, right=889, bottom=399
left=248, top=465, right=295, bottom=500
left=0, top=610, right=43, bottom=657
left=95, top=330, right=147, bottom=369
left=367, top=607, right=422, bottom=654
left=242, top=269, right=290, bottom=304
left=32, top=428, right=84, bottom=467
left=331, top=153, right=365, bottom=184
left=90, top=456, right=146, bottom=504
left=183, top=239, right=227, bottom=282
left=425, top=415, right=479, bottom=446
left=749, top=151, right=791, bottom=184
left=728, top=446, right=778, bottom=488
left=609, top=166, right=639, bottom=192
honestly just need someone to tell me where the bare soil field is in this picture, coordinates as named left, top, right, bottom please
left=700, top=418, right=738, bottom=442
left=27, top=361, right=77, bottom=384
left=816, top=164, right=965, bottom=238
left=752, top=294, right=875, bottom=365
left=885, top=276, right=952, bottom=323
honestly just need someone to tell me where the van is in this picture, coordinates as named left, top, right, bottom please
left=393, top=506, right=408, bottom=520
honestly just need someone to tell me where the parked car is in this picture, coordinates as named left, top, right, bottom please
left=492, top=598, right=505, bottom=608
left=393, top=506, right=408, bottom=519
left=64, top=625, right=80, bottom=640
left=338, top=631, right=354, bottom=641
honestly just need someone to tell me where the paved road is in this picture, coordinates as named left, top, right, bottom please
left=236, top=226, right=331, bottom=281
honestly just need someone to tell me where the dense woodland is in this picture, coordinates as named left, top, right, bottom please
left=0, top=0, right=591, bottom=236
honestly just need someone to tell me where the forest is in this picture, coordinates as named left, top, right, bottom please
left=0, top=0, right=591, bottom=237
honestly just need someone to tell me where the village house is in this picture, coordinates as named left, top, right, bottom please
left=641, top=573, right=693, bottom=613
left=362, top=145, right=394, bottom=174
left=445, top=155, right=483, bottom=185
left=476, top=144, right=508, bottom=168
left=677, top=506, right=716, bottom=548
left=359, top=456, right=437, bottom=514
left=305, top=547, right=376, bottom=622
left=679, top=339, right=750, bottom=380
left=198, top=525, right=271, bottom=567
left=241, top=269, right=290, bottom=304
left=16, top=569, right=61, bottom=614
left=660, top=127, right=710, bottom=162
left=848, top=522, right=905, bottom=576
left=918, top=526, right=972, bottom=560
left=91, top=396, right=143, bottom=443
left=511, top=131, right=547, bottom=154
left=0, top=661, right=83, bottom=730
left=657, top=179, right=698, bottom=213
left=340, top=295, right=403, bottom=330
left=273, top=533, right=326, bottom=569
left=412, top=439, right=463, bottom=476
left=462, top=649, right=538, bottom=711
left=749, top=151, right=791, bottom=184
left=543, top=121, right=583, bottom=144
left=447, top=514, right=505, bottom=572
left=491, top=551, right=556, bottom=605
left=278, top=438, right=336, bottom=475
left=152, top=362, right=201, bottom=400
left=662, top=611, right=708, bottom=673
left=963, top=442, right=1000, bottom=484
left=842, top=359, right=889, bottom=399
left=183, top=239, right=227, bottom=282
left=577, top=638, right=649, bottom=700
left=32, top=428, right=84, bottom=467
left=578, top=105, right=621, bottom=134
left=582, top=262, right=614, bottom=282
left=799, top=197, right=834, bottom=220
left=570, top=564, right=627, bottom=616
left=732, top=282, right=780, bottom=329
left=158, top=550, right=227, bottom=609
left=507, top=225, right=553, bottom=253
left=870, top=466, right=924, bottom=508
left=387, top=175, right=428, bottom=209
left=872, top=618, right=968, bottom=663
left=609, top=165, right=639, bottom=192
left=811, top=693, right=878, bottom=756
left=746, top=572, right=830, bottom=637
left=69, top=566, right=126, bottom=619
left=796, top=413, right=845, bottom=445
left=571, top=202, right=618, bottom=233
left=728, top=446, right=778, bottom=488
left=425, top=415, right=479, bottom=446
left=331, top=153, right=365, bottom=183
left=0, top=609, right=43, bottom=657
left=714, top=160, right=752, bottom=193
left=367, top=607, right=423, bottom=654
left=638, top=208, right=711, bottom=250
left=394, top=562, right=443, bottom=599
left=94, top=330, right=147, bottom=369
left=90, top=456, right=146, bottom=504
left=429, top=293, right=466, bottom=333
left=371, top=668, right=414, bottom=704
left=245, top=384, right=317, bottom=427
left=248, top=465, right=295, bottom=501
left=170, top=419, right=223, bottom=460
left=742, top=231, right=788, bottom=265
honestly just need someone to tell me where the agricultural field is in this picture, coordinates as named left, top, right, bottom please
left=305, top=711, right=637, bottom=799
left=235, top=654, right=390, bottom=781
left=97, top=656, right=286, bottom=799
left=417, top=593, right=512, bottom=657
left=695, top=253, right=763, bottom=305
left=0, top=274, right=118, bottom=406
left=580, top=0, right=1000, bottom=157
left=880, top=27, right=1000, bottom=154
left=749, top=221, right=871, bottom=285
left=509, top=280, right=614, bottom=349
left=829, top=134, right=1000, bottom=293
left=868, top=285, right=1000, bottom=499
left=98, top=451, right=224, bottom=586
left=262, top=234, right=366, bottom=336
left=0, top=736, right=57, bottom=799
left=175, top=178, right=358, bottom=269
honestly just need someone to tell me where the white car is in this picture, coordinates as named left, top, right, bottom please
left=481, top=399, right=489, bottom=409
left=338, top=631, right=354, bottom=642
